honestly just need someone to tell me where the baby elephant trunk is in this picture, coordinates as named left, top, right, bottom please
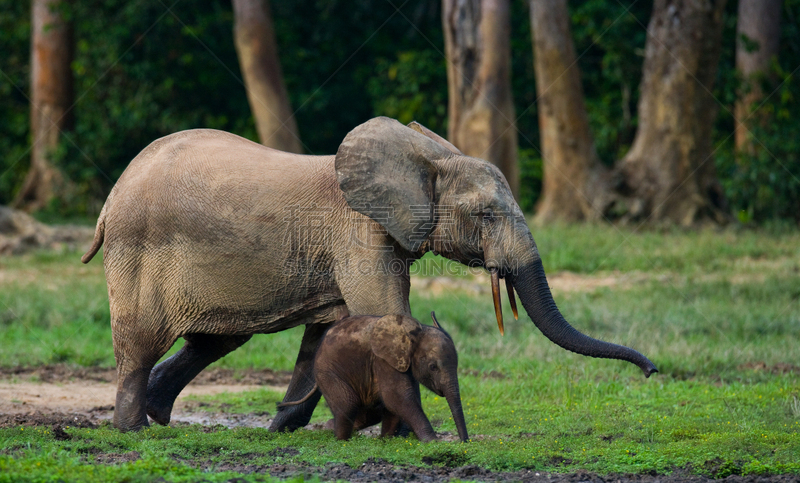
left=444, top=379, right=469, bottom=442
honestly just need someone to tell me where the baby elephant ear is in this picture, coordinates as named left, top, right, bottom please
left=368, top=315, right=421, bottom=373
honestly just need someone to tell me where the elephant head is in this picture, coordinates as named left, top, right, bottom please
left=336, top=117, right=657, bottom=377
left=369, top=312, right=468, bottom=442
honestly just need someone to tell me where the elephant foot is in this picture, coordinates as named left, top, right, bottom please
left=115, top=417, right=150, bottom=432
left=146, top=398, right=173, bottom=426
left=113, top=369, right=152, bottom=432
left=269, top=407, right=310, bottom=433
left=145, top=374, right=177, bottom=425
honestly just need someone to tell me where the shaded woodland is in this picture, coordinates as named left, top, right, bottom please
left=0, top=0, right=798, bottom=224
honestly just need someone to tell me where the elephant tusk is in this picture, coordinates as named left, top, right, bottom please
left=490, top=268, right=505, bottom=336
left=506, top=277, right=519, bottom=320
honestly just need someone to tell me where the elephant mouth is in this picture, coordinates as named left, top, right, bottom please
left=489, top=268, right=518, bottom=336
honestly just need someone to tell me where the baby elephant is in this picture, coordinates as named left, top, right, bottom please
left=279, top=312, right=468, bottom=442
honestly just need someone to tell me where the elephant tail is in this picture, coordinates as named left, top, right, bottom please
left=276, top=384, right=319, bottom=408
left=81, top=202, right=107, bottom=264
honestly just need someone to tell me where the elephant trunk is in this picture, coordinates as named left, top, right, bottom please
left=510, top=258, right=658, bottom=377
left=444, top=379, right=469, bottom=442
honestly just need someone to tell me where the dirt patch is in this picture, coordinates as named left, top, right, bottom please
left=0, top=206, right=94, bottom=256
left=94, top=451, right=141, bottom=465
left=737, top=362, right=800, bottom=375
left=411, top=258, right=800, bottom=299
left=268, top=447, right=300, bottom=458
left=0, top=365, right=117, bottom=384
left=0, top=365, right=292, bottom=429
left=0, top=411, right=98, bottom=429
left=0, top=367, right=465, bottom=439
left=192, top=457, right=800, bottom=483
left=0, top=364, right=292, bottom=386
left=0, top=379, right=285, bottom=427
left=169, top=411, right=277, bottom=429
left=411, top=271, right=660, bottom=298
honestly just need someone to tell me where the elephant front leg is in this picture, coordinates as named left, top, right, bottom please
left=379, top=373, right=437, bottom=442
left=146, top=333, right=252, bottom=425
left=270, top=323, right=328, bottom=432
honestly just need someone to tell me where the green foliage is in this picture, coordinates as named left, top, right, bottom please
left=717, top=64, right=800, bottom=223
left=0, top=0, right=31, bottom=203
left=570, top=0, right=651, bottom=164
left=1, top=0, right=800, bottom=221
left=366, top=50, right=448, bottom=135
left=711, top=0, right=800, bottom=223
left=517, top=148, right=543, bottom=212
left=57, top=1, right=255, bottom=214
left=272, top=0, right=445, bottom=154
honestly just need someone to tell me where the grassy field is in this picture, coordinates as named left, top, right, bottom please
left=1, top=223, right=799, bottom=482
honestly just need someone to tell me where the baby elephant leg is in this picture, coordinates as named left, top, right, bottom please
left=332, top=404, right=362, bottom=440
left=352, top=406, right=383, bottom=432
left=378, top=371, right=437, bottom=442
left=380, top=411, right=402, bottom=438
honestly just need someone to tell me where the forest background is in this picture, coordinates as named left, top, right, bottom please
left=0, top=0, right=798, bottom=225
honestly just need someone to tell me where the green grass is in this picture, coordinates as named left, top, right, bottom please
left=532, top=222, right=800, bottom=274
left=1, top=224, right=799, bottom=481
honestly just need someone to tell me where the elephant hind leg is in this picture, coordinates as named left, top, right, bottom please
left=112, top=320, right=176, bottom=431
left=331, top=400, right=362, bottom=441
left=147, top=333, right=252, bottom=425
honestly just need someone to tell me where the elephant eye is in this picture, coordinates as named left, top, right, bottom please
left=429, top=362, right=439, bottom=372
left=482, top=209, right=495, bottom=225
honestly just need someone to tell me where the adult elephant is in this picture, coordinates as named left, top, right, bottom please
left=82, top=117, right=657, bottom=432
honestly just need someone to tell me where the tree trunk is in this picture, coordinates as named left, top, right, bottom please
left=14, top=0, right=73, bottom=212
left=232, top=0, right=302, bottom=153
left=443, top=0, right=519, bottom=198
left=615, top=0, right=728, bottom=225
left=734, top=0, right=781, bottom=154
left=530, top=0, right=611, bottom=223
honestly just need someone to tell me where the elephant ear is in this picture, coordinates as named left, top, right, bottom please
left=336, top=117, right=451, bottom=252
left=407, top=121, right=463, bottom=155
left=368, top=314, right=422, bottom=373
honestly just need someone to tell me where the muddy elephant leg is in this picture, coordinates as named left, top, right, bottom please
left=270, top=323, right=328, bottom=432
left=112, top=322, right=176, bottom=432
left=146, top=333, right=252, bottom=425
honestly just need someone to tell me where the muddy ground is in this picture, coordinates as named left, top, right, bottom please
left=0, top=365, right=291, bottom=428
left=2, top=365, right=798, bottom=482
